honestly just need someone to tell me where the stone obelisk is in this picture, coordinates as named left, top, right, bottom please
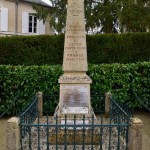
left=58, top=0, right=92, bottom=119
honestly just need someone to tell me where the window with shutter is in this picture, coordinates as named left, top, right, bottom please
left=22, top=12, right=45, bottom=35
left=22, top=12, right=39, bottom=34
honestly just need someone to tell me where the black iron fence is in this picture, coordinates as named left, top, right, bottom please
left=110, top=98, right=131, bottom=124
left=19, top=93, right=131, bottom=150
left=20, top=95, right=38, bottom=140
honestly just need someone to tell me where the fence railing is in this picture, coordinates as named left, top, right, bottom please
left=20, top=113, right=129, bottom=150
left=20, top=95, right=38, bottom=139
left=4, top=92, right=143, bottom=150
left=110, top=98, right=131, bottom=124
left=19, top=93, right=132, bottom=150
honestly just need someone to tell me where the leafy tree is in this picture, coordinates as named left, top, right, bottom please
left=33, top=0, right=150, bottom=34
left=118, top=0, right=150, bottom=32
left=33, top=0, right=67, bottom=33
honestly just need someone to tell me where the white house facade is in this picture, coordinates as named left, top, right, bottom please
left=0, top=0, right=53, bottom=36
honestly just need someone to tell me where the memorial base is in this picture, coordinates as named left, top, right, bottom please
left=49, top=128, right=100, bottom=145
left=58, top=74, right=92, bottom=116
left=53, top=107, right=96, bottom=126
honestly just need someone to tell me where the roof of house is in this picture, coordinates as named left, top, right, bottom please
left=24, top=0, right=52, bottom=7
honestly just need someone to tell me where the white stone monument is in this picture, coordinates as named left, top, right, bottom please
left=55, top=0, right=95, bottom=125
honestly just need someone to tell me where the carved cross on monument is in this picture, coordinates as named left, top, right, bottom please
left=58, top=0, right=92, bottom=117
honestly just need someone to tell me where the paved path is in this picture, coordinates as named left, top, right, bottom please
left=0, top=111, right=150, bottom=150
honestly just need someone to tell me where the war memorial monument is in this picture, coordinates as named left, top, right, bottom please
left=56, top=0, right=94, bottom=123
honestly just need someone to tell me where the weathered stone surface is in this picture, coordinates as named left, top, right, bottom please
left=6, top=117, right=20, bottom=150
left=37, top=92, right=43, bottom=118
left=59, top=74, right=92, bottom=84
left=128, top=118, right=143, bottom=150
left=62, top=107, right=89, bottom=114
left=59, top=84, right=91, bottom=113
left=57, top=0, right=94, bottom=127
left=63, top=0, right=87, bottom=72
left=105, top=92, right=112, bottom=118
left=7, top=117, right=20, bottom=128
left=49, top=128, right=101, bottom=145
left=61, top=85, right=88, bottom=107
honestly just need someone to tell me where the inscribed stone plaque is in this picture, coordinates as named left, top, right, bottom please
left=61, top=85, right=88, bottom=107
left=61, top=119, right=89, bottom=129
left=62, top=107, right=88, bottom=114
left=61, top=119, right=89, bottom=125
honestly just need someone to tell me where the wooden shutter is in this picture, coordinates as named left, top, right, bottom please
left=39, top=20, right=45, bottom=34
left=1, top=7, right=8, bottom=31
left=22, top=12, right=29, bottom=33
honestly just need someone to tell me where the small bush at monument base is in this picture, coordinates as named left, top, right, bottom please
left=0, top=62, right=149, bottom=115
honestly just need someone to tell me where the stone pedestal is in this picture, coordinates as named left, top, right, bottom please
left=57, top=74, right=93, bottom=125
left=58, top=74, right=92, bottom=116
left=49, top=128, right=100, bottom=145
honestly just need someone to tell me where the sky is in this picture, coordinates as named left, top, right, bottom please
left=41, top=0, right=52, bottom=6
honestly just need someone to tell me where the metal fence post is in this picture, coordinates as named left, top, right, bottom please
left=128, top=118, right=143, bottom=150
left=37, top=91, right=43, bottom=118
left=105, top=92, right=112, bottom=118
left=6, top=117, right=20, bottom=150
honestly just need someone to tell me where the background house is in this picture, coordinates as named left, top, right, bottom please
left=0, top=0, right=53, bottom=36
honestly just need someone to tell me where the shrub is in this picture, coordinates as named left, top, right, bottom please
left=0, top=33, right=150, bottom=65
left=0, top=62, right=149, bottom=115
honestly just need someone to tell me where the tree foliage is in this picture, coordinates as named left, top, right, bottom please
left=118, top=0, right=150, bottom=32
left=33, top=0, right=150, bottom=34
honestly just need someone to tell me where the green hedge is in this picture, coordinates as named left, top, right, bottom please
left=0, top=35, right=64, bottom=65
left=0, top=33, right=150, bottom=65
left=0, top=62, right=149, bottom=115
left=87, top=33, right=150, bottom=63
